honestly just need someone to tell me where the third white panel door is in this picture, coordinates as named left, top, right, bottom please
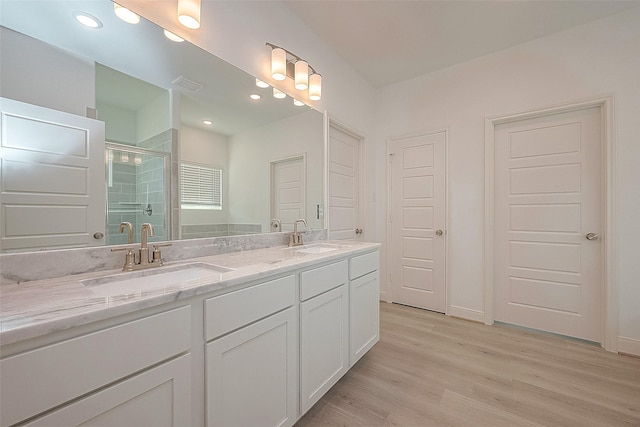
left=494, top=106, right=602, bottom=342
left=328, top=124, right=360, bottom=240
left=389, top=131, right=446, bottom=313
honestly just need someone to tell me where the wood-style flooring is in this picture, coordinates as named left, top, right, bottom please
left=296, top=302, right=640, bottom=427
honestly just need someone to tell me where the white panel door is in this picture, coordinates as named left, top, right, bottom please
left=328, top=124, right=361, bottom=240
left=271, top=157, right=305, bottom=232
left=0, top=97, right=105, bottom=251
left=389, top=131, right=446, bottom=312
left=494, top=106, right=602, bottom=342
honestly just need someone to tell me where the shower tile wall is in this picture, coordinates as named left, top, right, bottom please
left=106, top=162, right=138, bottom=245
left=136, top=155, right=166, bottom=243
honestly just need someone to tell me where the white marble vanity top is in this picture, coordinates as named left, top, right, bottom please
left=0, top=241, right=379, bottom=346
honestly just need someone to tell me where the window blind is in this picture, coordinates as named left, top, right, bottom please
left=180, top=163, right=222, bottom=209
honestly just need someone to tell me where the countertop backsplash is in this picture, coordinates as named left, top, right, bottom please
left=0, top=230, right=327, bottom=285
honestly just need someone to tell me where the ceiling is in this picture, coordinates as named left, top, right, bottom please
left=283, top=0, right=640, bottom=88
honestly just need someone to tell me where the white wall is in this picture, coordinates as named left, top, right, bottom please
left=228, top=110, right=324, bottom=232
left=137, top=92, right=171, bottom=143
left=97, top=102, right=136, bottom=144
left=180, top=125, right=229, bottom=225
left=375, top=9, right=640, bottom=348
left=0, top=27, right=94, bottom=117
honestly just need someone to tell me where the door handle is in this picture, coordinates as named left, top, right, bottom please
left=435, top=229, right=443, bottom=237
left=585, top=232, right=598, bottom=241
left=93, top=232, right=104, bottom=240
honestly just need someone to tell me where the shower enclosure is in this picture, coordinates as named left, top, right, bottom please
left=105, top=143, right=170, bottom=245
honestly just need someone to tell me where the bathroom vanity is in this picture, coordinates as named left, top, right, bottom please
left=0, top=241, right=380, bottom=427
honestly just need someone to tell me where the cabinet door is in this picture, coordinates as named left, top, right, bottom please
left=350, top=271, right=379, bottom=365
left=206, top=307, right=297, bottom=427
left=24, top=354, right=191, bottom=427
left=300, top=284, right=349, bottom=414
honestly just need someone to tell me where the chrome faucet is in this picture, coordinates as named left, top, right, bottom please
left=289, top=219, right=308, bottom=246
left=139, top=223, right=154, bottom=265
left=111, top=223, right=171, bottom=271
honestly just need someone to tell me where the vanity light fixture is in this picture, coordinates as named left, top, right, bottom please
left=250, top=94, right=261, bottom=100
left=255, top=79, right=270, bottom=89
left=273, top=88, right=286, bottom=99
left=121, top=152, right=129, bottom=163
left=73, top=11, right=102, bottom=29
left=266, top=42, right=321, bottom=100
left=113, top=3, right=140, bottom=24
left=164, top=30, right=184, bottom=42
left=134, top=155, right=142, bottom=165
left=178, top=0, right=201, bottom=29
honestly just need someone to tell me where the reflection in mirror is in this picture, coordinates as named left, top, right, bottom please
left=0, top=0, right=324, bottom=252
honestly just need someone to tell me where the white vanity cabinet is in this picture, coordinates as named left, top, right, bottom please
left=349, top=251, right=380, bottom=365
left=204, top=275, right=298, bottom=427
left=299, top=260, right=349, bottom=413
left=0, top=306, right=192, bottom=427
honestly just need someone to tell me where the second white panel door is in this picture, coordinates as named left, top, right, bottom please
left=271, top=157, right=305, bottom=232
left=389, top=131, right=446, bottom=313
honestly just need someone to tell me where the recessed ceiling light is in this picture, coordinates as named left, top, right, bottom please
left=293, top=99, right=304, bottom=107
left=73, top=11, right=103, bottom=29
left=164, top=30, right=184, bottom=42
left=273, top=88, right=286, bottom=99
left=250, top=94, right=261, bottom=100
left=255, top=79, right=269, bottom=89
left=114, top=3, right=140, bottom=24
left=203, top=120, right=213, bottom=125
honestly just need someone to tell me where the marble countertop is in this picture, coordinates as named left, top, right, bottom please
left=0, top=241, right=379, bottom=346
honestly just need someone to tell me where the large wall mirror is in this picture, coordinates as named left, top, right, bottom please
left=0, top=0, right=325, bottom=252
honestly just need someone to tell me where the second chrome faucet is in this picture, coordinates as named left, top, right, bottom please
left=112, top=222, right=171, bottom=271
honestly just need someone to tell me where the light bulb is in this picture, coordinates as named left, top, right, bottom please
left=164, top=30, right=184, bottom=42
left=121, top=152, right=129, bottom=163
left=271, top=48, right=286, bottom=81
left=295, top=60, right=309, bottom=90
left=134, top=156, right=142, bottom=165
left=256, top=79, right=270, bottom=88
left=178, top=0, right=201, bottom=29
left=114, top=3, right=140, bottom=24
left=309, top=73, right=322, bottom=101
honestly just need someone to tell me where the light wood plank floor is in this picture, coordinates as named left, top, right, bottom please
left=296, top=302, right=640, bottom=427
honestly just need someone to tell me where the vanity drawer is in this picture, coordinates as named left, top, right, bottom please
left=300, top=260, right=348, bottom=301
left=0, top=305, right=191, bottom=427
left=205, top=275, right=295, bottom=341
left=350, top=251, right=379, bottom=280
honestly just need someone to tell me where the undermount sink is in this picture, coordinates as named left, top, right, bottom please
left=81, top=263, right=233, bottom=297
left=294, top=243, right=345, bottom=254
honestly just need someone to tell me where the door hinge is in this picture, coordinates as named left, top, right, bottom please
left=388, top=153, right=395, bottom=163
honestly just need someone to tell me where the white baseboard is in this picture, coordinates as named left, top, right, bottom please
left=378, top=291, right=391, bottom=303
left=618, top=336, right=640, bottom=356
left=448, top=305, right=484, bottom=323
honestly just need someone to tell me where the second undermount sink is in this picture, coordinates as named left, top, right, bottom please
left=81, top=262, right=233, bottom=297
left=294, top=243, right=346, bottom=254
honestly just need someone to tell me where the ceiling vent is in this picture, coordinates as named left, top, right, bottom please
left=172, top=75, right=205, bottom=92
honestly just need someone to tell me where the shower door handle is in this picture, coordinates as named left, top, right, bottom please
left=93, top=232, right=104, bottom=240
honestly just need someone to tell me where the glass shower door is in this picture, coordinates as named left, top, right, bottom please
left=106, top=144, right=170, bottom=245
